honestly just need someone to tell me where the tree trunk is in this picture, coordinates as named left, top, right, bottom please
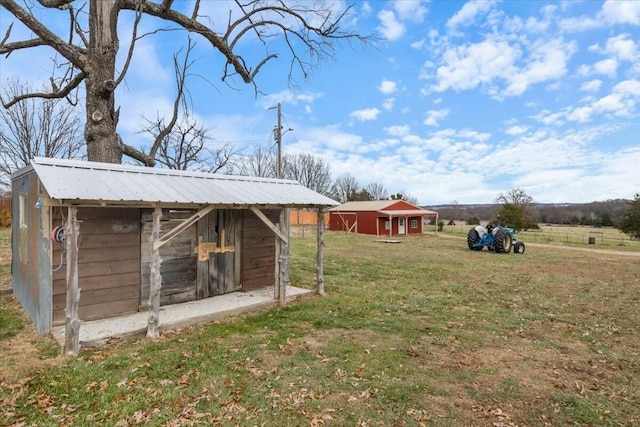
left=85, top=0, right=122, bottom=163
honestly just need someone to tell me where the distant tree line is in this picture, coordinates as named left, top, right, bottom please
left=429, top=191, right=640, bottom=240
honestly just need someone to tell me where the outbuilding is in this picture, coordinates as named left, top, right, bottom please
left=11, top=158, right=336, bottom=354
left=328, top=200, right=438, bottom=236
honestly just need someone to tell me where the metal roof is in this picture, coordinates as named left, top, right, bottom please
left=18, top=157, right=338, bottom=207
left=378, top=209, right=438, bottom=216
left=329, top=200, right=437, bottom=215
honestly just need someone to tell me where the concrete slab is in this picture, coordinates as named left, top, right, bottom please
left=51, top=286, right=314, bottom=347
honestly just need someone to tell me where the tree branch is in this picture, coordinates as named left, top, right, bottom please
left=2, top=72, right=85, bottom=108
left=0, top=0, right=86, bottom=69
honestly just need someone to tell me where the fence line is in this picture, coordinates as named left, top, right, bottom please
left=0, top=198, right=10, bottom=212
left=289, top=209, right=330, bottom=226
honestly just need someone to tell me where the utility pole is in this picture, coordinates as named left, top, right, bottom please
left=271, top=102, right=291, bottom=179
left=276, top=102, right=282, bottom=179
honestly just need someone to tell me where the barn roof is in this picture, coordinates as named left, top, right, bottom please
left=15, top=157, right=338, bottom=208
left=329, top=200, right=437, bottom=215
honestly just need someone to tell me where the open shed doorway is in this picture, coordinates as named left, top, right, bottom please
left=141, top=208, right=242, bottom=309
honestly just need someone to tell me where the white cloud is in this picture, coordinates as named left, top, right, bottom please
left=447, top=0, right=497, bottom=30
left=430, top=35, right=573, bottom=98
left=605, top=34, right=638, bottom=61
left=601, top=0, right=640, bottom=25
left=382, top=98, right=395, bottom=111
left=560, top=0, right=640, bottom=31
left=258, top=90, right=323, bottom=109
left=505, top=125, right=528, bottom=136
left=386, top=124, right=411, bottom=137
left=432, top=37, right=520, bottom=92
left=593, top=58, right=618, bottom=77
left=613, top=79, right=640, bottom=96
left=503, top=39, right=575, bottom=97
left=379, top=80, right=398, bottom=94
left=580, top=79, right=602, bottom=92
left=411, top=39, right=426, bottom=50
left=377, top=10, right=406, bottom=41
left=424, top=108, right=450, bottom=127
left=350, top=108, right=381, bottom=121
left=393, top=0, right=429, bottom=23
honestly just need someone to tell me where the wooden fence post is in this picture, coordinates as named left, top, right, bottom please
left=64, top=207, right=81, bottom=357
left=147, top=208, right=163, bottom=338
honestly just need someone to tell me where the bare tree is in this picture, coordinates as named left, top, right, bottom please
left=237, top=145, right=277, bottom=178
left=139, top=114, right=238, bottom=173
left=331, top=173, right=359, bottom=204
left=366, top=182, right=389, bottom=200
left=0, top=78, right=84, bottom=187
left=0, top=0, right=370, bottom=165
left=282, top=153, right=332, bottom=196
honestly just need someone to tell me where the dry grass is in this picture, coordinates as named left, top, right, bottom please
left=1, top=231, right=639, bottom=426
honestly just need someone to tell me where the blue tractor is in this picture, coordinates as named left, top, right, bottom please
left=467, top=218, right=525, bottom=254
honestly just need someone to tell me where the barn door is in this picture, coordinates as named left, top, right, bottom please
left=196, top=209, right=241, bottom=298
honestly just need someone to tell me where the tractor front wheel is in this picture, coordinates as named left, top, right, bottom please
left=514, top=242, right=525, bottom=254
left=467, top=228, right=482, bottom=250
left=494, top=228, right=512, bottom=253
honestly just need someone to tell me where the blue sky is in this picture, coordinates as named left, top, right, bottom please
left=1, top=0, right=639, bottom=205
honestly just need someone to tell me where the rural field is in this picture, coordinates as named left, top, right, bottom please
left=1, top=228, right=639, bottom=426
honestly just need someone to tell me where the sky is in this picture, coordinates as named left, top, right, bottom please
left=1, top=0, right=639, bottom=205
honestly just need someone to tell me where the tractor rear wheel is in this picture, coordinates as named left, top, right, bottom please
left=467, top=228, right=482, bottom=250
left=494, top=228, right=512, bottom=253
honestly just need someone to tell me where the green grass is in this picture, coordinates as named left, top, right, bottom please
left=0, top=296, right=23, bottom=340
left=1, top=232, right=639, bottom=426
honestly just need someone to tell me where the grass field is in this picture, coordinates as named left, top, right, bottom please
left=1, top=231, right=639, bottom=426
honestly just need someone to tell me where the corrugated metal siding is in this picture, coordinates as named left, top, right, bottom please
left=26, top=158, right=338, bottom=207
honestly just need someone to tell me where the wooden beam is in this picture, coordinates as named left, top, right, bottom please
left=64, top=207, right=81, bottom=357
left=250, top=207, right=288, bottom=243
left=154, top=205, right=215, bottom=250
left=278, top=209, right=288, bottom=306
left=317, top=208, right=325, bottom=295
left=147, top=208, right=163, bottom=339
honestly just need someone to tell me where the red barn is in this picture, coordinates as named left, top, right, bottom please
left=329, top=200, right=438, bottom=236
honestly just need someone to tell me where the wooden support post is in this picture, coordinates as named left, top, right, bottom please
left=278, top=209, right=288, bottom=306
left=317, top=208, right=325, bottom=295
left=64, top=207, right=81, bottom=357
left=147, top=208, right=163, bottom=338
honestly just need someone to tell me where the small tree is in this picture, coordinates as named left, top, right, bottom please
left=495, top=188, right=534, bottom=232
left=617, top=194, right=640, bottom=240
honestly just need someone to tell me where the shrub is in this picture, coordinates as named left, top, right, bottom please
left=467, top=216, right=480, bottom=225
left=0, top=209, right=11, bottom=228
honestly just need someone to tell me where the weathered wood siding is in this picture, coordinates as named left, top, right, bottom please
left=141, top=209, right=197, bottom=307
left=242, top=209, right=279, bottom=291
left=196, top=209, right=241, bottom=297
left=52, top=208, right=141, bottom=324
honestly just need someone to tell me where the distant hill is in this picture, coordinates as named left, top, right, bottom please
left=423, top=199, right=631, bottom=226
